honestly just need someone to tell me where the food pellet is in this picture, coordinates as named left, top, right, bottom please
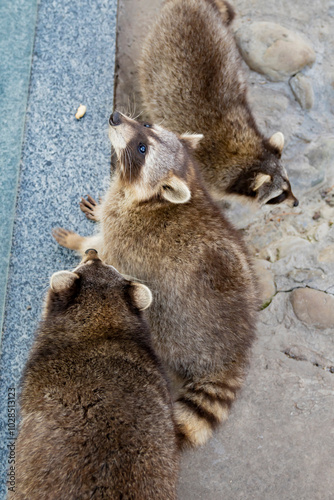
left=75, top=104, right=86, bottom=120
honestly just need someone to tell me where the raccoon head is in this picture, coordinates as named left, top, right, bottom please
left=45, top=249, right=152, bottom=328
left=229, top=132, right=299, bottom=207
left=108, top=111, right=203, bottom=204
left=258, top=132, right=299, bottom=207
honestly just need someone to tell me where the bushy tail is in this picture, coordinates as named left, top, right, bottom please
left=174, top=370, right=243, bottom=448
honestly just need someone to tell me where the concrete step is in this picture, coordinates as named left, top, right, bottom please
left=0, top=0, right=118, bottom=495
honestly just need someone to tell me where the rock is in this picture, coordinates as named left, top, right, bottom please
left=318, top=246, right=334, bottom=263
left=235, top=22, right=316, bottom=82
left=319, top=204, right=334, bottom=221
left=325, top=194, right=334, bottom=207
left=284, top=345, right=334, bottom=371
left=261, top=236, right=311, bottom=262
left=247, top=86, right=294, bottom=136
left=307, top=222, right=330, bottom=242
left=248, top=87, right=289, bottom=115
left=288, top=268, right=326, bottom=286
left=306, top=137, right=334, bottom=181
left=246, top=224, right=284, bottom=255
left=313, top=222, right=330, bottom=241
left=285, top=159, right=326, bottom=194
left=289, top=73, right=314, bottom=109
left=289, top=211, right=313, bottom=235
left=290, top=288, right=334, bottom=329
left=253, top=259, right=276, bottom=306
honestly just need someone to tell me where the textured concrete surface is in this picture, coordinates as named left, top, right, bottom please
left=0, top=0, right=39, bottom=341
left=114, top=0, right=334, bottom=498
left=0, top=0, right=117, bottom=496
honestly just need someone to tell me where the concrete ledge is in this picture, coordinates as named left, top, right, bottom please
left=0, top=0, right=118, bottom=495
left=0, top=0, right=39, bottom=343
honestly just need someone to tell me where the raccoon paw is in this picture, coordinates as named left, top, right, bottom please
left=80, top=194, right=101, bottom=222
left=52, top=228, right=83, bottom=251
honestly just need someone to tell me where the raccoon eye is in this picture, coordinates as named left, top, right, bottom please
left=138, top=143, right=147, bottom=155
left=143, top=123, right=151, bottom=128
left=266, top=191, right=287, bottom=204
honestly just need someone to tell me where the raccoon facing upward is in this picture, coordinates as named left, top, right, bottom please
left=138, top=0, right=299, bottom=208
left=12, top=251, right=179, bottom=500
left=53, top=112, right=259, bottom=447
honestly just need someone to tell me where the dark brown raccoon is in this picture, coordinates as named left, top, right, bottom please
left=11, top=251, right=179, bottom=500
left=138, top=0, right=298, bottom=208
left=53, top=113, right=259, bottom=447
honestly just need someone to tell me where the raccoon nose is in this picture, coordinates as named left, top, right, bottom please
left=293, top=199, right=299, bottom=207
left=109, top=111, right=121, bottom=126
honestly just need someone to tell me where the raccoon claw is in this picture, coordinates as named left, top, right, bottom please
left=52, top=227, right=85, bottom=251
left=80, top=195, right=100, bottom=221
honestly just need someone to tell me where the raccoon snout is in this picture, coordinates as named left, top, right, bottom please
left=109, top=111, right=121, bottom=126
left=293, top=199, right=299, bottom=207
left=83, top=249, right=101, bottom=262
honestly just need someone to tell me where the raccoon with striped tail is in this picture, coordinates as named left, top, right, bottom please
left=53, top=112, right=259, bottom=447
left=138, top=0, right=299, bottom=208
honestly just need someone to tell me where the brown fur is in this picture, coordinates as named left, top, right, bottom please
left=138, top=0, right=298, bottom=207
left=11, top=251, right=178, bottom=499
left=53, top=114, right=259, bottom=447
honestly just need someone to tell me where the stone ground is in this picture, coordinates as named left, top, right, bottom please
left=115, top=0, right=334, bottom=498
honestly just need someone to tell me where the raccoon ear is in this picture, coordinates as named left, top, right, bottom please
left=130, top=283, right=152, bottom=311
left=161, top=176, right=191, bottom=204
left=252, top=173, right=272, bottom=191
left=269, top=132, right=284, bottom=153
left=50, top=271, right=79, bottom=293
left=180, top=133, right=204, bottom=150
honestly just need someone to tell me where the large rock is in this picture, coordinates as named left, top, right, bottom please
left=290, top=288, right=334, bottom=329
left=235, top=22, right=316, bottom=82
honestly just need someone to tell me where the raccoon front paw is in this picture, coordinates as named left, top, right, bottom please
left=52, top=228, right=83, bottom=251
left=80, top=194, right=101, bottom=222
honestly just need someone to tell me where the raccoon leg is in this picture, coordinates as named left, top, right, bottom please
left=174, top=366, right=244, bottom=447
left=52, top=228, right=103, bottom=256
left=79, top=194, right=101, bottom=222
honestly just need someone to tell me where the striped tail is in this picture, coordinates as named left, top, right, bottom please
left=174, top=372, right=243, bottom=447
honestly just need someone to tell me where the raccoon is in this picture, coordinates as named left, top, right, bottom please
left=11, top=250, right=179, bottom=500
left=138, top=0, right=299, bottom=208
left=53, top=112, right=259, bottom=447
